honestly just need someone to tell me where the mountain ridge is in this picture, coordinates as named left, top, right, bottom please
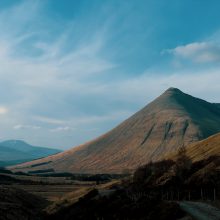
left=0, top=140, right=61, bottom=166
left=11, top=88, right=220, bottom=173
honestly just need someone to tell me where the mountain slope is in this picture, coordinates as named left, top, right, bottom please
left=214, top=103, right=220, bottom=110
left=0, top=140, right=61, bottom=166
left=183, top=132, right=220, bottom=162
left=0, top=186, right=48, bottom=220
left=163, top=131, right=220, bottom=164
left=11, top=88, right=220, bottom=173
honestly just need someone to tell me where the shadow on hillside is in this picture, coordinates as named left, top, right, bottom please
left=1, top=154, right=220, bottom=220
left=44, top=154, right=220, bottom=220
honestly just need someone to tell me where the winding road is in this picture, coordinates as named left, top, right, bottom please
left=179, top=201, right=220, bottom=220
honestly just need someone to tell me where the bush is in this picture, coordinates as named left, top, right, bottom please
left=133, top=160, right=174, bottom=184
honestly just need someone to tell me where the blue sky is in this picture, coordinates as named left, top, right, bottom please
left=0, top=0, right=220, bottom=149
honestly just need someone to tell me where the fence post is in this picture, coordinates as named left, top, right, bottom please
left=214, top=188, right=216, bottom=201
left=201, top=188, right=203, bottom=200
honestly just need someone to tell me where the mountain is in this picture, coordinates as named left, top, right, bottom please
left=163, top=131, right=220, bottom=164
left=181, top=132, right=220, bottom=162
left=0, top=140, right=61, bottom=166
left=214, top=103, right=220, bottom=109
left=11, top=88, right=220, bottom=174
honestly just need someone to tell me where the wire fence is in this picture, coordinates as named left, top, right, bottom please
left=161, top=187, right=219, bottom=201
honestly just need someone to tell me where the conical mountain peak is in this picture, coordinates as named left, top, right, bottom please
left=143, top=87, right=190, bottom=114
left=161, top=87, right=185, bottom=98
left=165, top=87, right=183, bottom=93
left=12, top=89, right=220, bottom=174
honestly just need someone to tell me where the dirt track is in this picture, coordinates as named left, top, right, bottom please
left=179, top=201, right=220, bottom=220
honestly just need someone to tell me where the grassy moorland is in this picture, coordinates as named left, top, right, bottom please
left=45, top=153, right=220, bottom=220
left=3, top=122, right=220, bottom=219
left=1, top=144, right=220, bottom=220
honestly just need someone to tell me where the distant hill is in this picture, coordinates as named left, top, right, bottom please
left=11, top=88, right=220, bottom=174
left=214, top=103, right=220, bottom=109
left=0, top=140, right=61, bottom=166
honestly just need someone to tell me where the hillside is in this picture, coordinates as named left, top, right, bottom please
left=164, top=132, right=220, bottom=163
left=184, top=132, right=220, bottom=162
left=0, top=140, right=61, bottom=166
left=214, top=103, right=220, bottom=109
left=0, top=186, right=48, bottom=220
left=11, top=88, right=220, bottom=174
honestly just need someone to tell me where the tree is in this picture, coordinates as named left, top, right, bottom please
left=174, top=146, right=192, bottom=181
left=133, top=160, right=175, bottom=184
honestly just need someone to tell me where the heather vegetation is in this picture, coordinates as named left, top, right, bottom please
left=0, top=149, right=220, bottom=219
left=44, top=151, right=220, bottom=219
left=1, top=90, right=220, bottom=219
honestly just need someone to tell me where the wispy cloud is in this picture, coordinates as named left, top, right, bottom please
left=165, top=42, right=220, bottom=63
left=34, top=116, right=66, bottom=125
left=50, top=126, right=72, bottom=132
left=1, top=0, right=220, bottom=149
left=0, top=1, right=117, bottom=147
left=13, top=124, right=41, bottom=130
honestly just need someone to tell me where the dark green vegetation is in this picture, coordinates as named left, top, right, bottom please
left=47, top=189, right=185, bottom=220
left=0, top=151, right=220, bottom=220
left=0, top=140, right=61, bottom=166
left=46, top=152, right=220, bottom=220
left=0, top=186, right=48, bottom=220
left=1, top=150, right=220, bottom=219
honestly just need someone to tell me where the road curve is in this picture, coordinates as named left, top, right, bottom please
left=179, top=201, right=220, bottom=220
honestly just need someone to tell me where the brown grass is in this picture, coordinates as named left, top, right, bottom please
left=11, top=88, right=220, bottom=174
left=166, top=132, right=220, bottom=162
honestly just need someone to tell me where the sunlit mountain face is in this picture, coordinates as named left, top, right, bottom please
left=12, top=88, right=220, bottom=174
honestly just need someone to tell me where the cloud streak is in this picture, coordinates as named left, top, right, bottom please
left=50, top=126, right=72, bottom=132
left=166, top=42, right=220, bottom=63
left=13, top=124, right=41, bottom=130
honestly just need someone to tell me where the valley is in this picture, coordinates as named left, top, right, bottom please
left=1, top=88, right=220, bottom=220
left=1, top=0, right=220, bottom=219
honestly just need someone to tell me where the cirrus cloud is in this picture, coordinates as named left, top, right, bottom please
left=13, top=124, right=41, bottom=130
left=50, top=126, right=72, bottom=132
left=1, top=0, right=220, bottom=149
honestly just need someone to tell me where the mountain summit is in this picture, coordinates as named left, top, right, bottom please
left=12, top=88, right=220, bottom=173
